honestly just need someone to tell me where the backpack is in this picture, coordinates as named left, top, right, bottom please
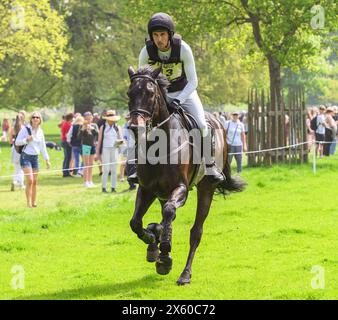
left=310, top=116, right=318, bottom=131
left=14, top=126, right=32, bottom=154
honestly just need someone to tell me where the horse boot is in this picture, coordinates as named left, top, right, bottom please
left=146, top=223, right=163, bottom=262
left=156, top=223, right=173, bottom=275
left=203, top=127, right=225, bottom=185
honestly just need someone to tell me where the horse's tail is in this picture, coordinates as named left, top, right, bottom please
left=216, top=160, right=247, bottom=196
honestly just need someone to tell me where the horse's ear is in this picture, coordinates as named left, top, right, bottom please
left=151, top=66, right=162, bottom=79
left=128, top=65, right=136, bottom=79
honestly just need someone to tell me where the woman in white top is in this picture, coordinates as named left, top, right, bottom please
left=15, top=112, right=50, bottom=208
left=96, top=110, right=123, bottom=193
left=225, top=111, right=247, bottom=174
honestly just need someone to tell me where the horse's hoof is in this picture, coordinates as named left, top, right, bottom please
left=146, top=243, right=159, bottom=263
left=176, top=270, right=191, bottom=286
left=176, top=277, right=191, bottom=286
left=156, top=255, right=172, bottom=275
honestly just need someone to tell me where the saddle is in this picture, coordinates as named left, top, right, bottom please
left=168, top=106, right=204, bottom=189
left=168, top=105, right=199, bottom=132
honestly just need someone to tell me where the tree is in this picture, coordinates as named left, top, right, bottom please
left=57, top=0, right=145, bottom=114
left=0, top=0, right=69, bottom=108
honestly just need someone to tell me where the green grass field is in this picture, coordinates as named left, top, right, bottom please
left=0, top=119, right=337, bottom=300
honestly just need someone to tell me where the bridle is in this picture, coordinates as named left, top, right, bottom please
left=129, top=74, right=172, bottom=131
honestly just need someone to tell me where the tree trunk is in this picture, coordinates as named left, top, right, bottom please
left=72, top=74, right=95, bottom=114
left=268, top=56, right=284, bottom=163
left=73, top=94, right=95, bottom=114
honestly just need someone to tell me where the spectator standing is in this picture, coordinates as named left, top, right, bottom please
left=78, top=112, right=99, bottom=188
left=306, top=108, right=317, bottom=152
left=8, top=114, right=25, bottom=191
left=225, top=111, right=247, bottom=174
left=330, top=106, right=338, bottom=155
left=315, top=105, right=326, bottom=157
left=67, top=115, right=84, bottom=177
left=96, top=110, right=107, bottom=176
left=323, top=107, right=337, bottom=156
left=15, top=112, right=50, bottom=208
left=2, top=118, right=10, bottom=141
left=96, top=110, right=122, bottom=193
left=219, top=112, right=227, bottom=128
left=61, top=113, right=74, bottom=177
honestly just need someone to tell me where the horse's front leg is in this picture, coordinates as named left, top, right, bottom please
left=156, top=183, right=188, bottom=275
left=130, top=187, right=156, bottom=244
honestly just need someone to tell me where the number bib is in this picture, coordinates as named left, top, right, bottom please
left=149, top=60, right=183, bottom=81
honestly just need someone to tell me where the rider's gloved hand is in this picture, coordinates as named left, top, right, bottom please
left=169, top=99, right=181, bottom=112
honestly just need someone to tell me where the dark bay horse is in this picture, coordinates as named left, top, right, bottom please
left=127, top=65, right=246, bottom=285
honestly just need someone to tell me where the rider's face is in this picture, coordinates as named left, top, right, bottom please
left=152, top=31, right=170, bottom=51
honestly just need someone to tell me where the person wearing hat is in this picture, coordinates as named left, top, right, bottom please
left=96, top=110, right=123, bottom=193
left=130, top=12, right=225, bottom=185
left=323, top=107, right=337, bottom=156
left=225, top=111, right=247, bottom=175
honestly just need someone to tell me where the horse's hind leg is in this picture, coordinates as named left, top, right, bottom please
left=130, top=187, right=156, bottom=245
left=177, top=180, right=215, bottom=285
left=156, top=183, right=187, bottom=275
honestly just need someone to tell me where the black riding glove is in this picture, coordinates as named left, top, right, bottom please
left=169, top=99, right=181, bottom=112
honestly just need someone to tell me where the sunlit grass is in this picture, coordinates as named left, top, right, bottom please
left=0, top=120, right=337, bottom=300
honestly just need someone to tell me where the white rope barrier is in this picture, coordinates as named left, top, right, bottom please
left=0, top=140, right=336, bottom=179
left=0, top=159, right=136, bottom=179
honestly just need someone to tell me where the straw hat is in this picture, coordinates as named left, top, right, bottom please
left=326, top=106, right=334, bottom=113
left=103, top=109, right=120, bottom=122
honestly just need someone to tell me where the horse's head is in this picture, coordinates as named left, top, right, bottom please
left=127, top=65, right=168, bottom=131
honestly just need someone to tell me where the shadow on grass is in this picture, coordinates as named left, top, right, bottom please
left=15, top=274, right=164, bottom=300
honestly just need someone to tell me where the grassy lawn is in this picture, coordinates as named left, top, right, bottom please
left=0, top=119, right=337, bottom=300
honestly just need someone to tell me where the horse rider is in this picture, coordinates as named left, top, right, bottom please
left=128, top=12, right=225, bottom=185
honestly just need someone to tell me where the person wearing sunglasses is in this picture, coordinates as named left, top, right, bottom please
left=15, top=111, right=51, bottom=208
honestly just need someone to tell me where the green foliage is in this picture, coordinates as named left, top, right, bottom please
left=0, top=0, right=69, bottom=101
left=0, top=1, right=336, bottom=111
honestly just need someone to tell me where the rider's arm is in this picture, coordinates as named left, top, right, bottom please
left=174, top=41, right=198, bottom=104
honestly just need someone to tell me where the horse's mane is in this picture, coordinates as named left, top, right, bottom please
left=136, top=65, right=170, bottom=96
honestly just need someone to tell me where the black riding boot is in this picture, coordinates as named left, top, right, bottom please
left=203, top=127, right=225, bottom=184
